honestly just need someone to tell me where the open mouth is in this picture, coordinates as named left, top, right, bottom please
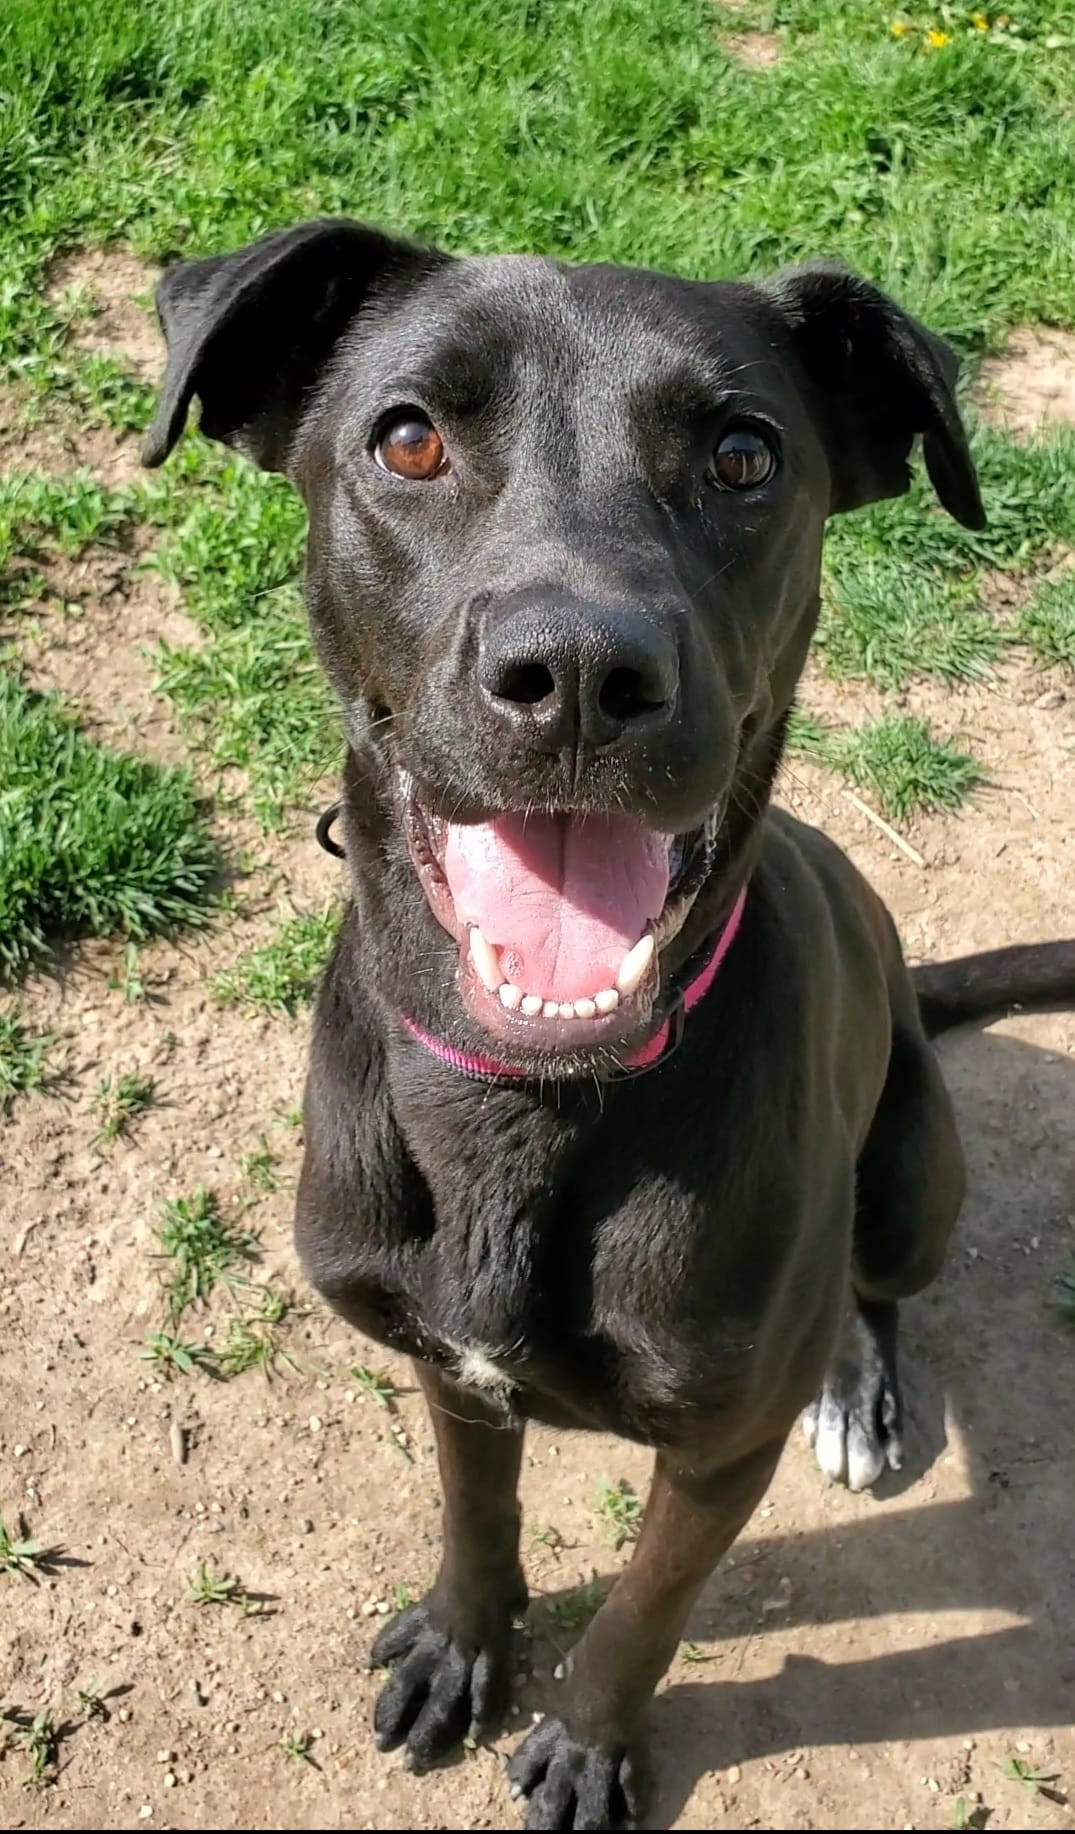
left=401, top=772, right=714, bottom=1051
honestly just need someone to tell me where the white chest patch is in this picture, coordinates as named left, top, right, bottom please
left=445, top=1339, right=518, bottom=1394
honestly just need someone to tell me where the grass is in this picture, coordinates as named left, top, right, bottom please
left=154, top=1187, right=259, bottom=1322
left=213, top=907, right=339, bottom=1016
left=351, top=1364, right=399, bottom=1411
left=787, top=709, right=981, bottom=821
left=1019, top=569, right=1075, bottom=671
left=139, top=1330, right=217, bottom=1378
left=92, top=1069, right=155, bottom=1142
left=188, top=1560, right=251, bottom=1609
left=544, top=1575, right=606, bottom=1633
left=215, top=1291, right=295, bottom=1379
left=593, top=1479, right=643, bottom=1550
left=996, top=1755, right=1063, bottom=1800
left=17, top=1710, right=58, bottom=1787
left=0, top=1516, right=47, bottom=1580
left=281, top=1731, right=315, bottom=1764
left=0, top=673, right=218, bottom=983
left=0, top=1007, right=53, bottom=1106
left=243, top=1139, right=281, bottom=1193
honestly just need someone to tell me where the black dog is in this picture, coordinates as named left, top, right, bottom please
left=145, top=221, right=1075, bottom=1831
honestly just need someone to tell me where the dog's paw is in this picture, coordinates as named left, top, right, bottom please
left=802, top=1360, right=902, bottom=1491
left=369, top=1598, right=513, bottom=1772
left=508, top=1716, right=641, bottom=1830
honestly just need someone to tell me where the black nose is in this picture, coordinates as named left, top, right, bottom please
left=478, top=596, right=679, bottom=752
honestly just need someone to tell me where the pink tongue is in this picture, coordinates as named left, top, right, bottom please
left=443, top=813, right=669, bottom=1002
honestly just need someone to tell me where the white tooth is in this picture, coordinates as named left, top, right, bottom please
left=469, top=926, right=502, bottom=993
left=543, top=1001, right=560, bottom=1019
left=574, top=998, right=596, bottom=1020
left=521, top=995, right=544, bottom=1017
left=499, top=983, right=524, bottom=1010
left=594, top=988, right=620, bottom=1014
left=558, top=1002, right=575, bottom=1020
left=616, top=934, right=655, bottom=996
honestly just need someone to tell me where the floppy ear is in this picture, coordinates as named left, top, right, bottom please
left=142, top=217, right=445, bottom=472
left=763, top=263, right=985, bottom=529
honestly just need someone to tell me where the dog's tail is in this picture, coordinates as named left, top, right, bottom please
left=913, top=940, right=1075, bottom=1038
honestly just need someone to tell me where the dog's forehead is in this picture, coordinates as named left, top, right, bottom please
left=365, top=251, right=770, bottom=399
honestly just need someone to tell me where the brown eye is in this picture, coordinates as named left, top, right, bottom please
left=374, top=411, right=448, bottom=480
left=709, top=426, right=777, bottom=490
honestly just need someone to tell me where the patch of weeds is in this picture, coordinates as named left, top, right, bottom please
left=17, top=1710, right=58, bottom=1787
left=1019, top=569, right=1075, bottom=671
left=1055, top=1260, right=1075, bottom=1324
left=529, top=1524, right=565, bottom=1552
left=154, top=601, right=339, bottom=829
left=841, top=716, right=982, bottom=821
left=75, top=1683, right=108, bottom=1723
left=680, top=1641, right=716, bottom=1664
left=391, top=1582, right=412, bottom=1612
left=952, top=1796, right=989, bottom=1830
left=93, top=1069, right=155, bottom=1143
left=215, top=1290, right=295, bottom=1379
left=243, top=1138, right=281, bottom=1194
left=594, top=1479, right=643, bottom=1550
left=788, top=711, right=981, bottom=819
left=0, top=674, right=218, bottom=984
left=139, top=1330, right=217, bottom=1378
left=0, top=1516, right=47, bottom=1580
left=817, top=557, right=1006, bottom=689
left=188, top=1560, right=251, bottom=1610
left=545, top=1575, right=605, bottom=1633
left=351, top=1364, right=398, bottom=1411
left=0, top=469, right=132, bottom=575
left=213, top=905, right=339, bottom=1016
left=155, top=1187, right=259, bottom=1320
left=0, top=1007, right=53, bottom=1106
left=996, top=1756, right=1064, bottom=1803
left=108, top=942, right=150, bottom=1005
left=281, top=1731, right=315, bottom=1764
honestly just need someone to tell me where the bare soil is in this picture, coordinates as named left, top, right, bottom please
left=977, top=327, right=1075, bottom=435
left=2, top=259, right=1073, bottom=1832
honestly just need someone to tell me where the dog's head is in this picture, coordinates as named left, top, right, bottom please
left=146, top=219, right=983, bottom=1074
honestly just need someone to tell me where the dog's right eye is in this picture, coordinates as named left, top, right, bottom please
left=373, top=411, right=450, bottom=481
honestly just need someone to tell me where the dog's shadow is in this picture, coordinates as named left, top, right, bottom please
left=540, top=1026, right=1075, bottom=1826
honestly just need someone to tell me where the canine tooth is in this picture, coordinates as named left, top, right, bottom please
left=594, top=988, right=620, bottom=1014
left=616, top=934, right=655, bottom=995
left=468, top=926, right=502, bottom=993
left=558, top=1002, right=575, bottom=1019
left=521, top=995, right=544, bottom=1017
left=499, top=984, right=524, bottom=1011
left=543, top=1001, right=560, bottom=1019
left=574, top=998, right=596, bottom=1020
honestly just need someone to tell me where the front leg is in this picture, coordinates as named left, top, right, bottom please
left=371, top=1360, right=527, bottom=1771
left=510, top=1438, right=783, bottom=1830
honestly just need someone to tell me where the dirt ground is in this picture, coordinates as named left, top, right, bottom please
left=2, top=264, right=1073, bottom=1833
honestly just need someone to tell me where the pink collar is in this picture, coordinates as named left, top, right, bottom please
left=400, top=884, right=748, bottom=1084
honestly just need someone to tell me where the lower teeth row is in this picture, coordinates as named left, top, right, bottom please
left=497, top=985, right=620, bottom=1019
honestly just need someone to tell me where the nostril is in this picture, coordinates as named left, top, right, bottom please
left=494, top=661, right=557, bottom=706
left=598, top=666, right=667, bottom=725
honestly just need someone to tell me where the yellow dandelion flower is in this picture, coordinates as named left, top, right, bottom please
left=971, top=11, right=989, bottom=27
left=890, top=20, right=910, bottom=35
left=927, top=27, right=951, bottom=45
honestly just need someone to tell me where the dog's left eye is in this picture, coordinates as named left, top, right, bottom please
left=374, top=411, right=450, bottom=481
left=708, top=426, right=777, bottom=491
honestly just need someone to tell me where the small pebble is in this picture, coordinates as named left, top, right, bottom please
left=138, top=1808, right=153, bottom=1821
left=795, top=1767, right=809, bottom=1781
left=164, top=1774, right=176, bottom=1790
left=727, top=1765, right=742, bottom=1785
left=300, top=1518, right=314, bottom=1535
left=309, top=1415, right=322, bottom=1434
left=156, top=1750, right=174, bottom=1764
